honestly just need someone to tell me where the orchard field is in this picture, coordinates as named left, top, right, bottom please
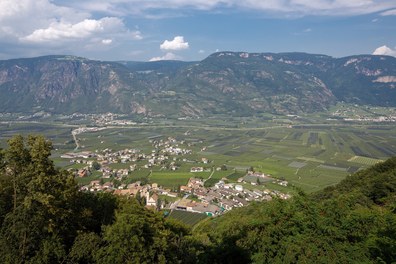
left=1, top=112, right=395, bottom=193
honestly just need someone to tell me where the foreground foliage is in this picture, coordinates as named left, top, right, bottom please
left=0, top=135, right=395, bottom=263
left=196, top=157, right=396, bottom=263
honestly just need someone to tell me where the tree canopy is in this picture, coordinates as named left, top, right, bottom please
left=195, top=157, right=396, bottom=263
left=0, top=135, right=395, bottom=263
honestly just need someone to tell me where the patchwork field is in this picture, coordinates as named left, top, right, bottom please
left=1, top=117, right=395, bottom=193
left=348, top=156, right=384, bottom=166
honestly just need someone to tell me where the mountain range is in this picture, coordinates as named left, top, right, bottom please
left=0, top=52, right=395, bottom=117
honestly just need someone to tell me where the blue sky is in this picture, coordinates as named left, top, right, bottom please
left=1, top=0, right=396, bottom=61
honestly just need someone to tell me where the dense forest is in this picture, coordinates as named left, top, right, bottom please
left=0, top=135, right=395, bottom=263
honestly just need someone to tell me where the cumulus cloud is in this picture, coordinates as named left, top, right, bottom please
left=0, top=0, right=141, bottom=58
left=61, top=0, right=396, bottom=17
left=151, top=36, right=188, bottom=61
left=373, top=45, right=396, bottom=57
left=149, top=52, right=180, bottom=61
left=0, top=0, right=88, bottom=39
left=22, top=17, right=124, bottom=43
left=160, top=36, right=189, bottom=51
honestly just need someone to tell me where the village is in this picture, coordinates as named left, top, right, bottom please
left=79, top=174, right=290, bottom=216
left=61, top=135, right=291, bottom=216
left=330, top=105, right=396, bottom=122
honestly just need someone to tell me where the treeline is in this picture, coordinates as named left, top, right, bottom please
left=0, top=135, right=395, bottom=263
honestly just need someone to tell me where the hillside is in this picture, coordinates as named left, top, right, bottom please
left=0, top=135, right=395, bottom=263
left=0, top=52, right=396, bottom=116
left=194, top=157, right=396, bottom=263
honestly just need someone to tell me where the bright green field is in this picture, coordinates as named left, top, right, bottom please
left=150, top=172, right=194, bottom=189
left=1, top=117, right=395, bottom=193
left=168, top=210, right=208, bottom=226
left=71, top=124, right=395, bottom=193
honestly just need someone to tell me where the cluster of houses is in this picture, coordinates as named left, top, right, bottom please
left=63, top=134, right=291, bottom=217
left=97, top=148, right=143, bottom=164
left=236, top=171, right=289, bottom=187
left=91, top=113, right=137, bottom=126
left=331, top=107, right=396, bottom=122
left=343, top=116, right=396, bottom=122
left=190, top=167, right=205, bottom=172
left=176, top=177, right=291, bottom=214
left=73, top=165, right=130, bottom=179
left=64, top=149, right=137, bottom=179
left=152, top=137, right=192, bottom=155
left=79, top=175, right=291, bottom=216
left=80, top=180, right=177, bottom=210
left=63, top=135, right=204, bottom=179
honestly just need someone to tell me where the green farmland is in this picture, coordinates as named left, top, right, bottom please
left=1, top=114, right=395, bottom=193
left=150, top=172, right=195, bottom=190
left=168, top=210, right=208, bottom=226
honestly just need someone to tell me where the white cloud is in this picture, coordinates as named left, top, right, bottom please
left=198, top=49, right=205, bottom=54
left=0, top=0, right=88, bottom=39
left=22, top=17, right=124, bottom=43
left=0, top=0, right=141, bottom=58
left=2, top=0, right=396, bottom=60
left=160, top=36, right=189, bottom=51
left=132, top=30, right=143, bottom=40
left=240, top=0, right=396, bottom=16
left=0, top=0, right=69, bottom=20
left=102, top=39, right=113, bottom=45
left=149, top=52, right=180, bottom=61
left=372, top=45, right=396, bottom=57
left=258, top=0, right=382, bottom=16
left=63, top=0, right=225, bottom=15
left=381, top=9, right=396, bottom=16
left=60, top=0, right=396, bottom=17
left=151, top=36, right=188, bottom=61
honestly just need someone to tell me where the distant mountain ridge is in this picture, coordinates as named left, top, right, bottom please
left=0, top=52, right=395, bottom=117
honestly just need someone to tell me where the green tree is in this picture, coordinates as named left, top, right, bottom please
left=4, top=135, right=31, bottom=212
left=0, top=135, right=79, bottom=262
left=0, top=147, right=13, bottom=226
left=91, top=161, right=101, bottom=171
left=97, top=199, right=199, bottom=264
left=97, top=199, right=169, bottom=263
left=73, top=191, right=118, bottom=234
left=68, top=232, right=103, bottom=264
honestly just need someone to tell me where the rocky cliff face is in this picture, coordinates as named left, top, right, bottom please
left=0, top=52, right=395, bottom=117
